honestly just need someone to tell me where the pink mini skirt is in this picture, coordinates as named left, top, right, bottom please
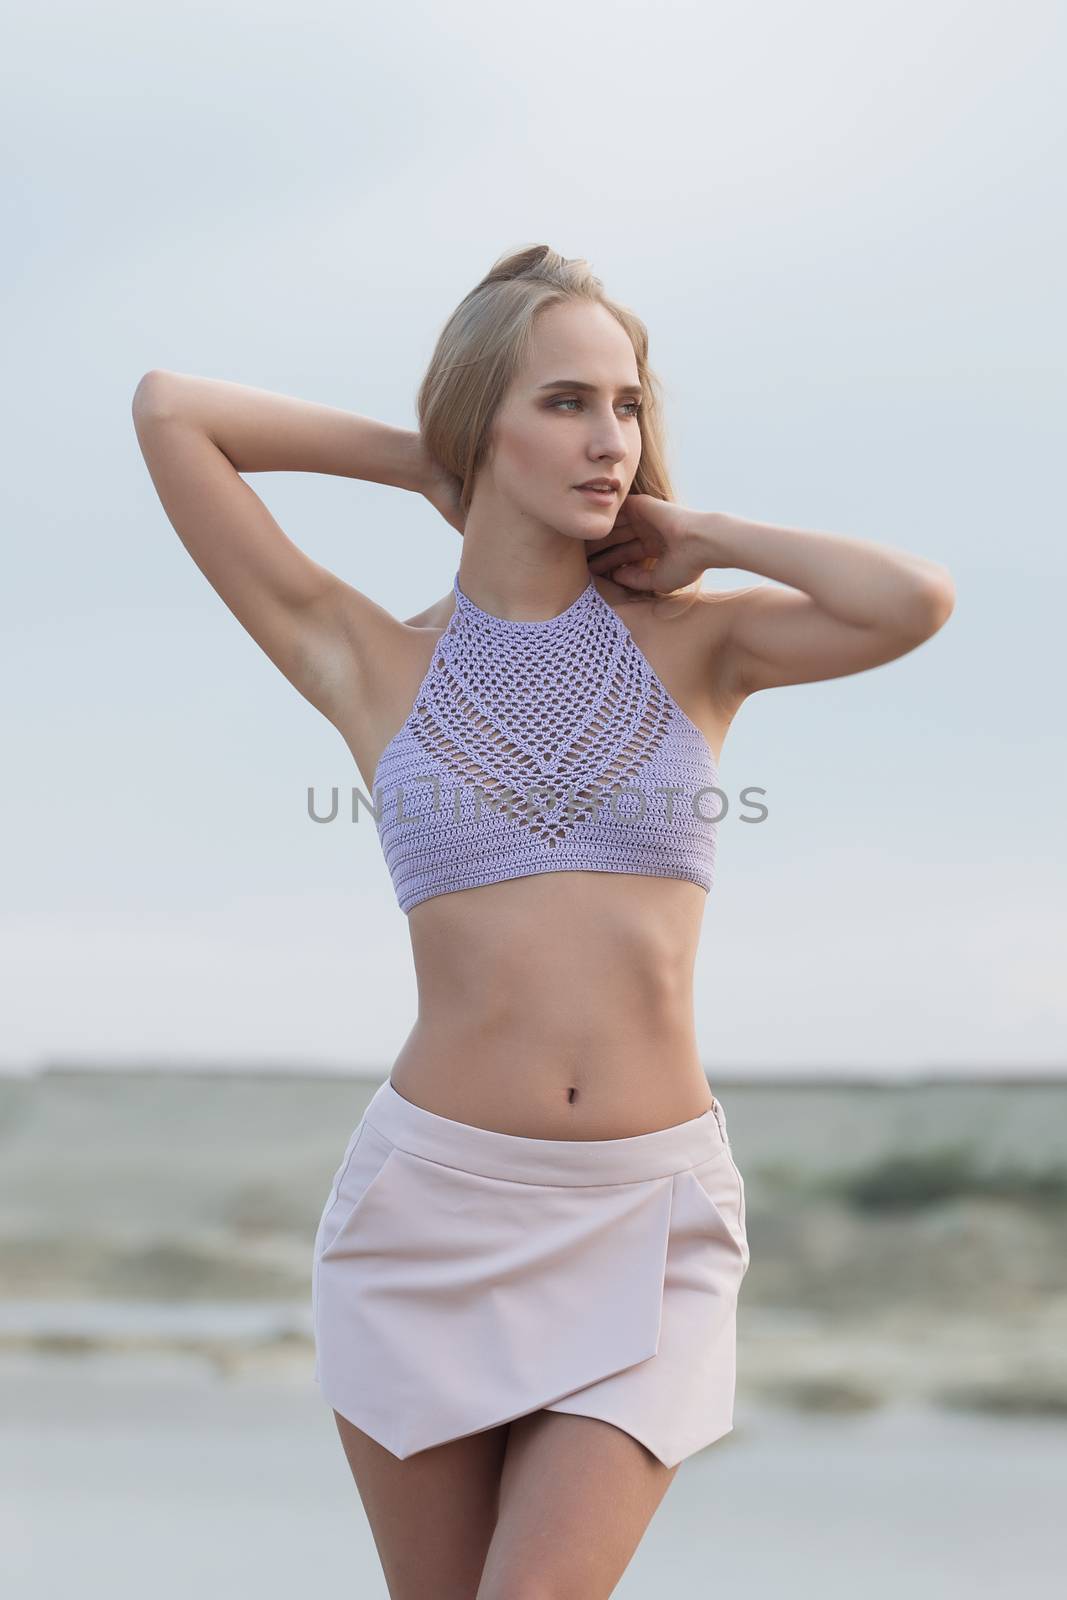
left=311, top=1077, right=750, bottom=1469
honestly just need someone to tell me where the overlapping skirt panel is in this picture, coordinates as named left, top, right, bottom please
left=312, top=1081, right=749, bottom=1468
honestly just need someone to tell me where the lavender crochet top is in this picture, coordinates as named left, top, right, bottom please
left=372, top=570, right=722, bottom=915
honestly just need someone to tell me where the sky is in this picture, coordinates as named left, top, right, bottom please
left=1, top=0, right=1063, bottom=1075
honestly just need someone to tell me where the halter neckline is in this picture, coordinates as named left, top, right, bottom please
left=452, top=570, right=597, bottom=629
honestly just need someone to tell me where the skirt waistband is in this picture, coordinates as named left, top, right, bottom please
left=364, top=1077, right=731, bottom=1186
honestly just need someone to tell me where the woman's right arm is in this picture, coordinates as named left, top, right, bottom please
left=131, top=370, right=429, bottom=725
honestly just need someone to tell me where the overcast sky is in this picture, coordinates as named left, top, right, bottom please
left=2, top=0, right=1063, bottom=1076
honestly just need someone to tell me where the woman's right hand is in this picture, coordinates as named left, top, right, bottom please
left=414, top=438, right=466, bottom=536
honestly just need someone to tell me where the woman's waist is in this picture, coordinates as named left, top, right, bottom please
left=388, top=1013, right=710, bottom=1140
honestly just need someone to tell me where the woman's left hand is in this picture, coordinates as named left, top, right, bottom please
left=584, top=493, right=708, bottom=595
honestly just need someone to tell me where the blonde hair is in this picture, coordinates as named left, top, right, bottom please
left=416, top=244, right=702, bottom=615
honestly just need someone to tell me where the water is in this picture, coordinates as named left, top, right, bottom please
left=3, top=1359, right=1062, bottom=1598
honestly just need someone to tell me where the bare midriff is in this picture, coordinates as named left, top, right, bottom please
left=388, top=867, right=715, bottom=1140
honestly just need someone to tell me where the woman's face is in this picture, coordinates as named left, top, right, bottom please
left=480, top=299, right=644, bottom=542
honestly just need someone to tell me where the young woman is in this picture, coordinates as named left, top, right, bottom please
left=132, top=244, right=954, bottom=1599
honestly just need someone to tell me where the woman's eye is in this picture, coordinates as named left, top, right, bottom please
left=549, top=398, right=642, bottom=416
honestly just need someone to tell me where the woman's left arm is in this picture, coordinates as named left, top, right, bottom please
left=690, top=511, right=956, bottom=696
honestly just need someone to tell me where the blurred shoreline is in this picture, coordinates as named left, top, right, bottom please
left=5, top=1058, right=1066, bottom=1080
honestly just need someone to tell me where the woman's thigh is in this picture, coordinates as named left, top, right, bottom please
left=476, top=1410, right=681, bottom=1600
left=333, top=1410, right=511, bottom=1600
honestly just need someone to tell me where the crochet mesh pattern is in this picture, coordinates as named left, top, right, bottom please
left=372, top=571, right=722, bottom=914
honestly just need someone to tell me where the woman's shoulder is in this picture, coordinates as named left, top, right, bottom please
left=595, top=572, right=733, bottom=650
left=597, top=575, right=746, bottom=730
